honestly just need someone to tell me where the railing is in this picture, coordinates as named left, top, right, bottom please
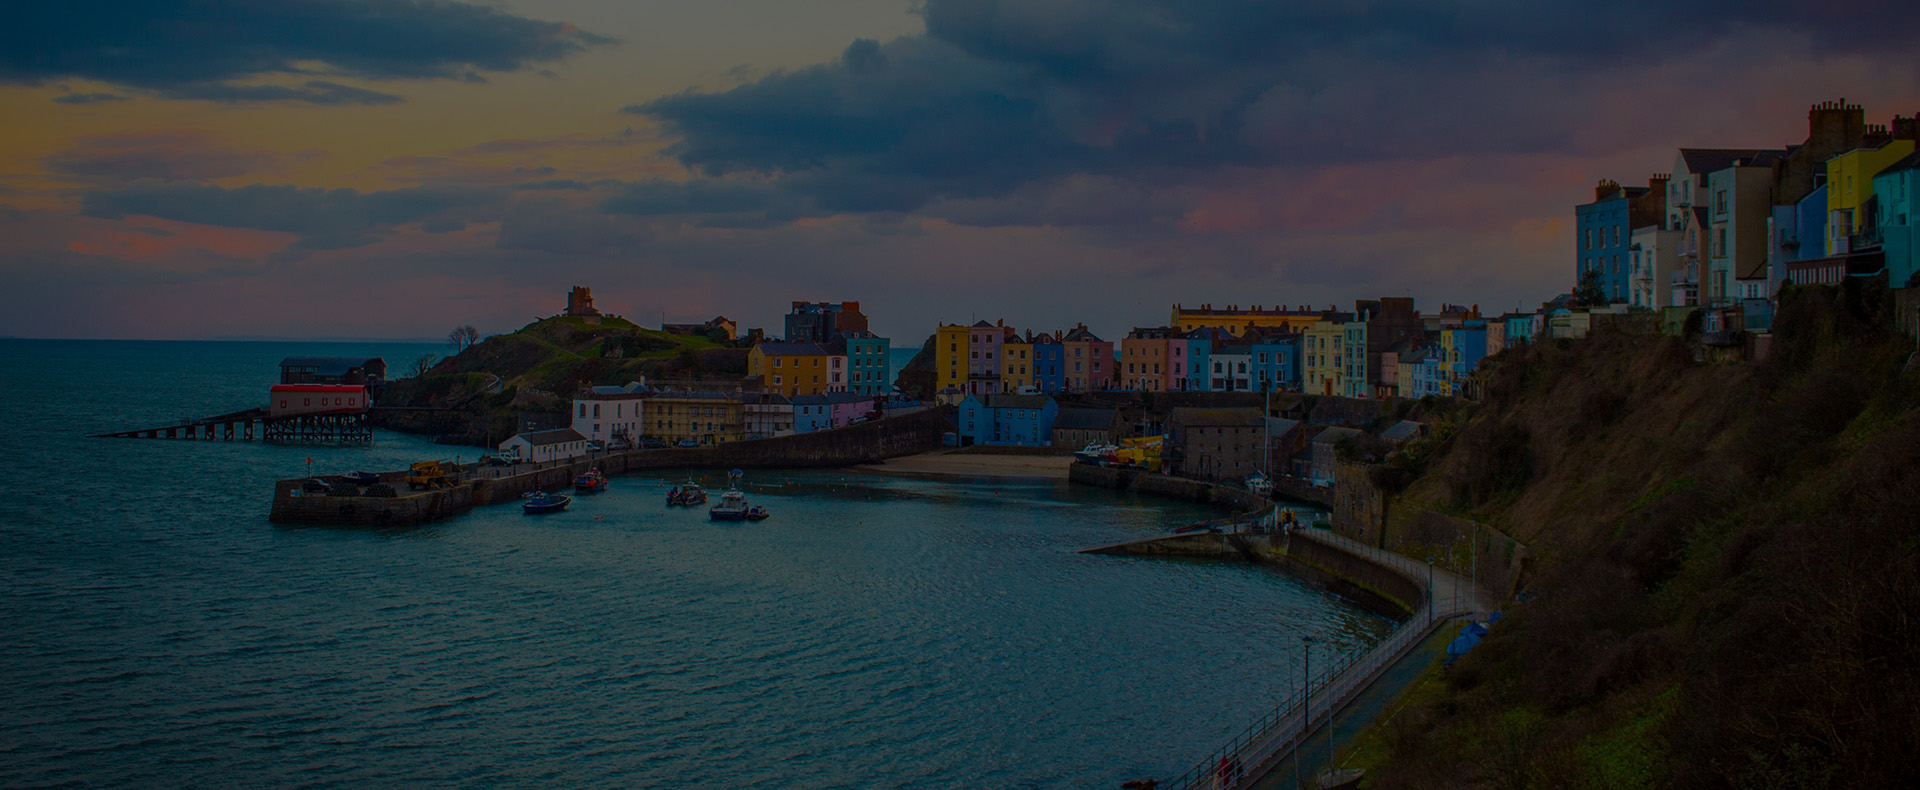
left=1162, top=530, right=1473, bottom=790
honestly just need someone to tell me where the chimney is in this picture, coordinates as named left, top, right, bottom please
left=1594, top=178, right=1622, bottom=202
left=1893, top=114, right=1918, bottom=141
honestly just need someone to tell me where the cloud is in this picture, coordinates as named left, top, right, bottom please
left=52, top=92, right=127, bottom=105
left=497, top=198, right=643, bottom=254
left=5, top=0, right=611, bottom=103
left=80, top=181, right=499, bottom=249
left=160, top=80, right=404, bottom=105
left=44, top=130, right=281, bottom=183
left=623, top=0, right=1920, bottom=230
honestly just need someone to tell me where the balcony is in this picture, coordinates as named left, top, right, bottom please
left=1851, top=227, right=1884, bottom=250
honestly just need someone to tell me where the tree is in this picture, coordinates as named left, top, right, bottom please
left=447, top=325, right=480, bottom=352
left=409, top=354, right=439, bottom=378
left=1571, top=267, right=1608, bottom=308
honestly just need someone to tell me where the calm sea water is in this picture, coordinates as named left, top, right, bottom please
left=0, top=339, right=1384, bottom=789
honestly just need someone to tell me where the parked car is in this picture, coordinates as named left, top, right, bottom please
left=607, top=438, right=631, bottom=451
left=676, top=439, right=700, bottom=448
left=478, top=454, right=513, bottom=467
left=640, top=437, right=667, bottom=449
left=300, top=478, right=333, bottom=494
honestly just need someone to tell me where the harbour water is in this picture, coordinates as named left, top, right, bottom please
left=0, top=339, right=1388, bottom=788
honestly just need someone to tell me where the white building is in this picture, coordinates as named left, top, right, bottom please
left=573, top=383, right=646, bottom=447
left=1629, top=226, right=1684, bottom=310
left=500, top=428, right=590, bottom=464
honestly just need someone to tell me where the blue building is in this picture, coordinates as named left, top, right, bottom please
left=957, top=394, right=1059, bottom=447
left=1411, top=347, right=1444, bottom=398
left=1031, top=335, right=1066, bottom=394
left=1876, top=151, right=1920, bottom=290
left=842, top=330, right=891, bottom=396
left=1249, top=333, right=1300, bottom=392
left=1576, top=179, right=1658, bottom=304
left=1181, top=328, right=1230, bottom=391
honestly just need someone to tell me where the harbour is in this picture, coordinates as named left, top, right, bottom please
left=4, top=338, right=1394, bottom=790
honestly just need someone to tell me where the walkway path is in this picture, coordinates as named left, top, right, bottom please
left=1163, top=526, right=1495, bottom=790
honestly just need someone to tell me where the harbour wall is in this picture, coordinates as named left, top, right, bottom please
left=1083, top=531, right=1424, bottom=619
left=269, top=408, right=953, bottom=526
left=1067, top=463, right=1268, bottom=514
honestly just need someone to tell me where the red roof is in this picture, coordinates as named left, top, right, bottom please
left=270, top=384, right=367, bottom=393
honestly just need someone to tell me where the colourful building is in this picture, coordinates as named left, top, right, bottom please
left=1301, top=319, right=1348, bottom=395
left=1181, top=329, right=1223, bottom=391
left=1209, top=345, right=1251, bottom=391
left=1439, top=323, right=1488, bottom=397
left=646, top=391, right=744, bottom=445
left=1877, top=151, right=1920, bottom=292
left=1828, top=137, right=1918, bottom=255
left=746, top=342, right=845, bottom=398
left=1061, top=325, right=1113, bottom=391
left=1171, top=303, right=1328, bottom=336
left=1121, top=327, right=1181, bottom=391
left=1247, top=332, right=1299, bottom=393
left=1000, top=333, right=1034, bottom=392
left=842, top=331, right=891, bottom=396
left=957, top=394, right=1059, bottom=447
left=965, top=320, right=1009, bottom=396
left=1031, top=333, right=1066, bottom=394
left=933, top=323, right=970, bottom=399
left=1341, top=320, right=1369, bottom=398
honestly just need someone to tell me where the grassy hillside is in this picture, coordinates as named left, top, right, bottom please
left=374, top=316, right=748, bottom=444
left=1363, top=282, right=1919, bottom=789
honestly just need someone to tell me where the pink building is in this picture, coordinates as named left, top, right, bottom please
left=967, top=320, right=1008, bottom=395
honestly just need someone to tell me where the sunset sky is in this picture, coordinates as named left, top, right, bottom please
left=5, top=1, right=1918, bottom=343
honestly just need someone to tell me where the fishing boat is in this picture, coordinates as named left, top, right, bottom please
left=1245, top=470, right=1273, bottom=497
left=1073, top=442, right=1118, bottom=464
left=667, top=479, right=707, bottom=506
left=745, top=505, right=770, bottom=521
left=521, top=491, right=571, bottom=514
left=573, top=468, right=608, bottom=494
left=708, top=490, right=751, bottom=521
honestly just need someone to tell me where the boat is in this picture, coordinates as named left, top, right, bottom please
left=342, top=470, right=380, bottom=485
left=1245, top=471, right=1273, bottom=497
left=522, top=491, right=571, bottom=514
left=573, top=468, right=608, bottom=494
left=709, top=469, right=756, bottom=521
left=667, top=479, right=707, bottom=506
left=709, top=490, right=750, bottom=521
left=745, top=505, right=770, bottom=521
left=1073, top=442, right=1118, bottom=464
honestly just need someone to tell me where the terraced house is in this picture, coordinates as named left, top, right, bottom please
left=746, top=342, right=845, bottom=398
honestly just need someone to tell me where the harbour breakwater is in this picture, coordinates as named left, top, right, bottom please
left=270, top=408, right=952, bottom=526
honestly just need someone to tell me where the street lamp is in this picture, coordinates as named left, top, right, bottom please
left=1299, top=634, right=1315, bottom=789
left=1426, top=557, right=1435, bottom=621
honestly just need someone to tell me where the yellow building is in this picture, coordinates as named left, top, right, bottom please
left=746, top=342, right=843, bottom=398
left=646, top=393, right=744, bottom=445
left=1301, top=320, right=1345, bottom=396
left=1172, top=303, right=1328, bottom=337
left=1828, top=139, right=1917, bottom=253
left=934, top=323, right=970, bottom=398
left=1000, top=334, right=1033, bottom=392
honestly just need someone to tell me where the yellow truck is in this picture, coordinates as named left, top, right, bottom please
left=406, top=460, right=451, bottom=490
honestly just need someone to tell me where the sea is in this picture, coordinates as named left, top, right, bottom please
left=0, top=339, right=1387, bottom=789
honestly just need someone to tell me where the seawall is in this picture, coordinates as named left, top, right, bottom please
left=269, top=408, right=952, bottom=526
left=1067, top=463, right=1269, bottom=514
left=1083, top=530, right=1424, bottom=619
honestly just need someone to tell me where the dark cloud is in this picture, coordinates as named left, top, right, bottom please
left=45, top=130, right=280, bottom=183
left=6, top=0, right=610, bottom=103
left=161, top=80, right=404, bottom=105
left=81, top=181, right=498, bottom=249
left=625, top=0, right=1920, bottom=228
left=599, top=178, right=815, bottom=224
left=52, top=92, right=127, bottom=105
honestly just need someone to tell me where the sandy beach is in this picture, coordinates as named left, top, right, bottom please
left=852, top=452, right=1075, bottom=479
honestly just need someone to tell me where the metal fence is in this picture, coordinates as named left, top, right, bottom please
left=1163, top=529, right=1473, bottom=790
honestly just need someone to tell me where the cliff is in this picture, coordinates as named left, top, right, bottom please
left=1361, top=281, right=1920, bottom=789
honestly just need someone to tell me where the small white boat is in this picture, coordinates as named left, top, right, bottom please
left=1246, top=471, right=1273, bottom=497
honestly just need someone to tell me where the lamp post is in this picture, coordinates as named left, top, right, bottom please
left=1298, top=634, right=1313, bottom=789
left=1426, top=557, right=1435, bottom=621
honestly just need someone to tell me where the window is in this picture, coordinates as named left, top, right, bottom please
left=579, top=404, right=587, bottom=417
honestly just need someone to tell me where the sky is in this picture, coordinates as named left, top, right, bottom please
left=4, top=1, right=1918, bottom=345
